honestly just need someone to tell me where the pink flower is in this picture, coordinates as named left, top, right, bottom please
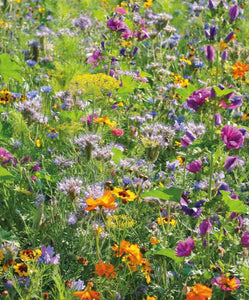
left=111, top=129, right=124, bottom=136
left=116, top=7, right=126, bottom=15
left=175, top=237, right=194, bottom=257
left=221, top=125, right=244, bottom=150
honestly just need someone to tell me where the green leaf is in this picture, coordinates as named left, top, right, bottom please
left=221, top=191, right=249, bottom=213
left=141, top=187, right=184, bottom=202
left=154, top=248, right=184, bottom=263
left=175, top=84, right=198, bottom=103
left=92, top=9, right=107, bottom=21
left=112, top=148, right=125, bottom=164
left=0, top=166, right=14, bottom=181
left=213, top=86, right=234, bottom=97
left=0, top=53, right=22, bottom=83
left=60, top=110, right=83, bottom=122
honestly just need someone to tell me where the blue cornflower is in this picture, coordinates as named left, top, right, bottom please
left=26, top=90, right=39, bottom=100
left=26, top=59, right=37, bottom=66
left=40, top=86, right=53, bottom=93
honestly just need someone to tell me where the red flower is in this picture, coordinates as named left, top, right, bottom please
left=111, top=129, right=124, bottom=136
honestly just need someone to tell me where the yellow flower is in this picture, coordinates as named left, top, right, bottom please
left=179, top=56, right=192, bottom=65
left=175, top=141, right=181, bottom=147
left=14, top=263, right=28, bottom=277
left=0, top=250, right=4, bottom=262
left=157, top=217, right=176, bottom=226
left=20, top=248, right=42, bottom=261
left=35, top=140, right=41, bottom=148
left=112, top=187, right=137, bottom=202
left=94, top=116, right=116, bottom=128
left=150, top=237, right=160, bottom=245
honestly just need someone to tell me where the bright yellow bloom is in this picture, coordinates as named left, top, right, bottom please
left=179, top=56, right=192, bottom=65
left=35, top=140, right=41, bottom=148
left=112, top=187, right=137, bottom=202
left=157, top=217, right=176, bottom=226
left=150, top=237, right=160, bottom=245
left=20, top=248, right=41, bottom=261
left=14, top=263, right=28, bottom=277
left=0, top=250, right=4, bottom=262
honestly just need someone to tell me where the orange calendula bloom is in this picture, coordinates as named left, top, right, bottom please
left=150, top=237, right=160, bottom=245
left=73, top=282, right=100, bottom=300
left=93, top=260, right=117, bottom=280
left=94, top=116, right=116, bottom=128
left=85, top=190, right=117, bottom=211
left=112, top=239, right=131, bottom=257
left=185, top=283, right=212, bottom=300
left=231, top=62, right=249, bottom=79
left=112, top=187, right=137, bottom=202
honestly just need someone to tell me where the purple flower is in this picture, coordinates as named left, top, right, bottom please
left=199, top=220, right=212, bottom=235
left=224, top=156, right=238, bottom=170
left=175, top=237, right=195, bottom=257
left=241, top=232, right=249, bottom=247
left=181, top=136, right=192, bottom=148
left=221, top=125, right=244, bottom=150
left=0, top=147, right=14, bottom=166
left=229, top=4, right=239, bottom=22
left=220, top=95, right=243, bottom=109
left=225, top=32, right=234, bottom=43
left=107, top=18, right=126, bottom=31
left=186, top=159, right=202, bottom=174
left=32, top=163, right=41, bottom=172
left=221, top=50, right=228, bottom=60
left=186, top=88, right=211, bottom=111
left=205, top=45, right=215, bottom=61
left=87, top=49, right=104, bottom=67
left=215, top=112, right=223, bottom=126
left=208, top=0, right=214, bottom=9
left=40, top=245, right=60, bottom=264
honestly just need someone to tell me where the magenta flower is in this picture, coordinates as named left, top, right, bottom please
left=87, top=49, right=104, bottom=67
left=220, top=95, right=243, bottom=109
left=111, top=129, right=124, bottom=136
left=229, top=4, right=239, bottom=22
left=116, top=7, right=126, bottom=15
left=186, top=88, right=211, bottom=111
left=241, top=232, right=249, bottom=247
left=0, top=147, right=14, bottom=166
left=186, top=159, right=202, bottom=174
left=199, top=220, right=212, bottom=235
left=221, top=125, right=244, bottom=150
left=175, top=237, right=194, bottom=257
left=107, top=18, right=126, bottom=31
left=205, top=45, right=215, bottom=61
left=181, top=136, right=192, bottom=148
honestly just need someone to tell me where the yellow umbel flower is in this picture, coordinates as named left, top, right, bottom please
left=68, top=73, right=121, bottom=97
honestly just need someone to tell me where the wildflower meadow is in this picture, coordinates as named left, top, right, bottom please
left=0, top=0, right=249, bottom=299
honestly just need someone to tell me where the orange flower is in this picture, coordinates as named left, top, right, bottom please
left=150, top=237, right=160, bottom=245
left=94, top=116, right=116, bottom=128
left=93, top=260, right=117, bottom=280
left=112, top=239, right=131, bottom=257
left=185, top=283, right=212, bottom=300
left=231, top=62, right=249, bottom=79
left=85, top=190, right=117, bottom=211
left=73, top=282, right=100, bottom=300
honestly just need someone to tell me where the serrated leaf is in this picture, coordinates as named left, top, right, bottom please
left=0, top=53, right=22, bottom=83
left=141, top=187, right=183, bottom=202
left=154, top=248, right=184, bottom=263
left=213, top=86, right=234, bottom=97
left=221, top=190, right=249, bottom=213
left=0, top=166, right=14, bottom=181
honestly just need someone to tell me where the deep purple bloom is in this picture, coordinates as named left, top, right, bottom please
left=208, top=0, right=214, bottom=9
left=234, top=215, right=243, bottom=233
left=221, top=50, right=228, bottom=60
left=199, top=220, right=212, bottom=235
left=186, top=159, right=202, bottom=174
left=107, top=18, right=126, bottom=31
left=230, top=212, right=237, bottom=219
left=224, top=156, right=238, bottom=170
left=186, top=88, right=211, bottom=111
left=241, top=232, right=249, bottom=247
left=225, top=32, right=234, bottom=43
left=229, top=4, right=239, bottom=22
left=205, top=45, right=215, bottom=61
left=221, top=125, right=244, bottom=150
left=175, top=237, right=195, bottom=257
left=215, top=112, right=222, bottom=126
left=130, top=46, right=139, bottom=58
left=32, top=163, right=41, bottom=172
left=209, top=26, right=217, bottom=40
